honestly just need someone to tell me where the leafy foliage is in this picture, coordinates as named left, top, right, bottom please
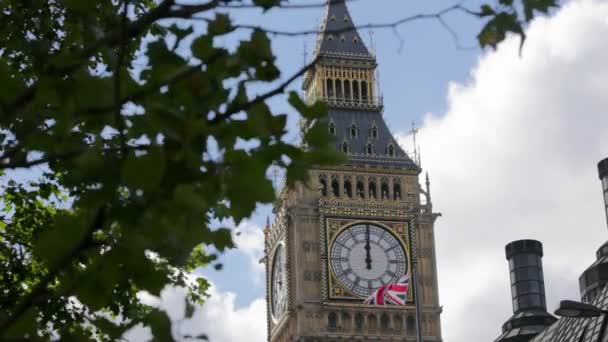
left=475, top=0, right=559, bottom=49
left=0, top=0, right=556, bottom=340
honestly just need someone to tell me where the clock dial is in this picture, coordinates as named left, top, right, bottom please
left=270, top=244, right=287, bottom=320
left=330, top=223, right=408, bottom=297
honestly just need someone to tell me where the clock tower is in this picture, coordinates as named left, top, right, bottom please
left=264, top=1, right=443, bottom=340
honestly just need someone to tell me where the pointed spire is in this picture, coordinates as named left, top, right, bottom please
left=316, top=0, right=373, bottom=58
left=425, top=172, right=432, bottom=204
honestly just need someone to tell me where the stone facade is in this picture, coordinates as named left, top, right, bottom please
left=264, top=1, right=443, bottom=340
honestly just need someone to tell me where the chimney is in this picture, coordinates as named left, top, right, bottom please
left=599, top=158, right=608, bottom=227
left=578, top=157, right=608, bottom=303
left=495, top=240, right=556, bottom=342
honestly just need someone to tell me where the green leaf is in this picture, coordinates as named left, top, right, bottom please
left=145, top=310, right=174, bottom=342
left=122, top=148, right=166, bottom=191
left=2, top=307, right=38, bottom=339
left=207, top=13, right=234, bottom=36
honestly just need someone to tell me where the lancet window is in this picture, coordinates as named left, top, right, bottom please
left=331, top=178, right=339, bottom=197
left=393, top=178, right=401, bottom=200
left=344, top=179, right=352, bottom=198
left=369, top=180, right=377, bottom=199
left=319, top=176, right=328, bottom=196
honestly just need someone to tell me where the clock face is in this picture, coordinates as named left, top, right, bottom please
left=270, top=244, right=287, bottom=320
left=330, top=223, right=408, bottom=298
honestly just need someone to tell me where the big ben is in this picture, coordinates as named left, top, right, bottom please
left=264, top=0, right=443, bottom=340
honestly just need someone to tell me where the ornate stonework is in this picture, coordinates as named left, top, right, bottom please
left=264, top=1, right=443, bottom=341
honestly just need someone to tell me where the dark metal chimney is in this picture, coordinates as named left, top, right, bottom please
left=495, top=240, right=556, bottom=342
left=599, top=158, right=608, bottom=227
left=578, top=157, right=608, bottom=303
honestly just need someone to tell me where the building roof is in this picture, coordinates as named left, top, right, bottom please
left=328, top=108, right=418, bottom=170
left=531, top=284, right=608, bottom=342
left=316, top=0, right=373, bottom=59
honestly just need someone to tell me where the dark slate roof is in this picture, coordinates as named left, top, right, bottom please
left=328, top=108, right=418, bottom=170
left=531, top=284, right=608, bottom=342
left=495, top=310, right=557, bottom=342
left=316, top=0, right=373, bottom=58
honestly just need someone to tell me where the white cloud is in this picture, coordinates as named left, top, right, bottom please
left=232, top=221, right=266, bottom=283
left=126, top=284, right=267, bottom=342
left=398, top=1, right=608, bottom=340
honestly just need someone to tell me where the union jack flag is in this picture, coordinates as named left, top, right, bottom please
left=363, top=272, right=410, bottom=305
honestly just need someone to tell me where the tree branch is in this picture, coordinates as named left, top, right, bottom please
left=0, top=206, right=107, bottom=334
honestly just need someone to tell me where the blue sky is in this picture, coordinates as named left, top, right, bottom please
left=200, top=0, right=488, bottom=308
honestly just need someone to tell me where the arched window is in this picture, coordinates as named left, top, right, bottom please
left=388, top=144, right=395, bottom=157
left=381, top=180, right=389, bottom=200
left=350, top=124, right=358, bottom=138
left=355, top=313, right=364, bottom=330
left=394, top=315, right=403, bottom=331
left=344, top=80, right=351, bottom=99
left=331, top=179, right=339, bottom=197
left=380, top=314, right=390, bottom=330
left=371, top=125, right=378, bottom=139
left=361, top=81, right=368, bottom=101
left=368, top=314, right=378, bottom=330
left=329, top=122, right=336, bottom=135
left=326, top=78, right=334, bottom=98
left=319, top=177, right=328, bottom=196
left=369, top=180, right=377, bottom=199
left=366, top=143, right=373, bottom=155
left=328, top=312, right=337, bottom=330
left=342, top=313, right=352, bottom=330
left=353, top=81, right=360, bottom=100
left=344, top=179, right=352, bottom=198
left=406, top=316, right=416, bottom=335
left=356, top=180, right=364, bottom=199
left=335, top=79, right=343, bottom=98
left=342, top=142, right=349, bottom=153
left=393, top=180, right=401, bottom=200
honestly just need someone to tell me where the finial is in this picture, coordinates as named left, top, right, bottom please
left=425, top=171, right=432, bottom=204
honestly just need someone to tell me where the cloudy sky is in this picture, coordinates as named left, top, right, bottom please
left=129, top=0, right=608, bottom=341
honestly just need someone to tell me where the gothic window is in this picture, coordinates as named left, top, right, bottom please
left=371, top=125, right=378, bottom=139
left=368, top=314, right=378, bottom=330
left=328, top=34, right=334, bottom=41
left=381, top=180, right=389, bottom=200
left=361, top=81, right=368, bottom=100
left=353, top=36, right=358, bottom=43
left=326, top=78, right=334, bottom=98
left=344, top=179, right=352, bottom=198
left=319, top=176, right=328, bottom=196
left=344, top=15, right=350, bottom=22
left=350, top=124, right=358, bottom=138
left=344, top=79, right=351, bottom=99
left=355, top=313, right=364, bottom=330
left=342, top=313, right=351, bottom=330
left=406, top=316, right=416, bottom=335
left=368, top=180, right=377, bottom=199
left=366, top=143, right=373, bottom=155
left=340, top=35, right=346, bottom=42
left=394, top=315, right=403, bottom=331
left=335, top=79, right=343, bottom=98
left=356, top=180, right=364, bottom=198
left=353, top=81, right=360, bottom=100
left=380, top=314, right=390, bottom=330
left=329, top=122, right=336, bottom=135
left=330, top=15, right=337, bottom=22
left=331, top=178, right=339, bottom=197
left=328, top=312, right=337, bottom=330
left=393, top=180, right=401, bottom=200
left=342, top=141, right=349, bottom=153
left=388, top=144, right=395, bottom=157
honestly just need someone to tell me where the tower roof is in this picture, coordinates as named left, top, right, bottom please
left=316, top=0, right=373, bottom=58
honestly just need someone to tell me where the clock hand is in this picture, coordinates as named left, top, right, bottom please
left=365, top=225, right=372, bottom=270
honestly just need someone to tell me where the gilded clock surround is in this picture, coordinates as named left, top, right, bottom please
left=324, top=218, right=413, bottom=301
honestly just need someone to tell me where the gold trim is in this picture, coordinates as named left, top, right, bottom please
left=325, top=218, right=412, bottom=301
